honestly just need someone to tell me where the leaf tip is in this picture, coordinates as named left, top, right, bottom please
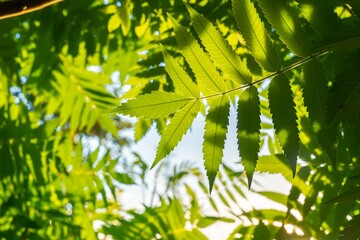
left=246, top=173, right=253, bottom=190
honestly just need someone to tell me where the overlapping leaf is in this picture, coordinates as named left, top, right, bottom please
left=185, top=4, right=252, bottom=85
left=152, top=100, right=200, bottom=167
left=327, top=51, right=360, bottom=126
left=161, top=45, right=200, bottom=97
left=237, top=86, right=260, bottom=187
left=203, top=95, right=231, bottom=191
left=296, top=0, right=341, bottom=37
left=233, top=0, right=280, bottom=72
left=169, top=16, right=226, bottom=94
left=258, top=0, right=312, bottom=57
left=268, top=74, right=299, bottom=175
left=112, top=91, right=194, bottom=118
left=302, top=59, right=336, bottom=163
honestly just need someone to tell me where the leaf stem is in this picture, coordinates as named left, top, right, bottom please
left=199, top=50, right=330, bottom=100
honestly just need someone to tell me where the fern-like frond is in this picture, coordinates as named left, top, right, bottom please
left=203, top=95, right=230, bottom=191
left=268, top=73, right=299, bottom=175
left=169, top=15, right=226, bottom=95
left=302, top=59, right=337, bottom=163
left=161, top=45, right=200, bottom=97
left=185, top=4, right=252, bottom=85
left=152, top=100, right=201, bottom=168
left=112, top=91, right=194, bottom=119
left=257, top=0, right=312, bottom=57
left=233, top=0, right=280, bottom=72
left=237, top=86, right=261, bottom=187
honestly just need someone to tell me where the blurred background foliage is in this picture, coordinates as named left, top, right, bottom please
left=0, top=0, right=360, bottom=239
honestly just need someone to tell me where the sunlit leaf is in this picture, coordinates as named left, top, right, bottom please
left=112, top=91, right=194, bottom=119
left=258, top=0, right=312, bottom=57
left=233, top=0, right=280, bottom=72
left=169, top=15, right=226, bottom=94
left=237, top=86, right=261, bottom=187
left=161, top=45, right=200, bottom=97
left=186, top=3, right=252, bottom=85
left=152, top=100, right=200, bottom=167
left=268, top=74, right=299, bottom=175
left=203, top=95, right=231, bottom=191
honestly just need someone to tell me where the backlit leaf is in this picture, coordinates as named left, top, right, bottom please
left=161, top=45, right=200, bottom=97
left=203, top=95, right=231, bottom=191
left=268, top=74, right=299, bottom=175
left=186, top=4, right=252, bottom=85
left=112, top=91, right=194, bottom=119
left=258, top=0, right=312, bottom=57
left=302, top=59, right=337, bottom=163
left=296, top=0, right=341, bottom=37
left=169, top=15, right=226, bottom=94
left=237, top=86, right=260, bottom=187
left=233, top=0, right=280, bottom=72
left=152, top=100, right=200, bottom=167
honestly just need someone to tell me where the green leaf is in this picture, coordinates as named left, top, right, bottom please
left=296, top=0, right=341, bottom=37
left=237, top=86, right=261, bottom=187
left=197, top=216, right=234, bottom=228
left=112, top=91, right=194, bottom=119
left=339, top=214, right=360, bottom=240
left=256, top=154, right=292, bottom=180
left=203, top=95, right=230, bottom=191
left=327, top=52, right=360, bottom=126
left=185, top=4, right=252, bottom=85
left=169, top=15, right=226, bottom=95
left=152, top=100, right=200, bottom=167
left=232, top=0, right=280, bottom=72
left=134, top=118, right=153, bottom=142
left=257, top=0, right=312, bottom=57
left=302, top=59, right=337, bottom=163
left=161, top=45, right=200, bottom=97
left=316, top=36, right=360, bottom=52
left=108, top=13, right=121, bottom=33
left=324, top=187, right=360, bottom=204
left=256, top=191, right=288, bottom=206
left=268, top=74, right=299, bottom=175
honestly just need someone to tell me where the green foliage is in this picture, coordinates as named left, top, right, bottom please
left=268, top=74, right=299, bottom=175
left=112, top=91, right=194, bottom=118
left=112, top=0, right=360, bottom=238
left=257, top=0, right=312, bottom=57
left=237, top=86, right=260, bottom=186
left=169, top=15, right=226, bottom=94
left=186, top=3, right=252, bottom=85
left=2, top=0, right=360, bottom=239
left=153, top=100, right=200, bottom=167
left=232, top=0, right=280, bottom=72
left=203, top=95, right=231, bottom=190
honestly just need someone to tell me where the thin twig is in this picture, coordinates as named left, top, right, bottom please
left=199, top=50, right=330, bottom=100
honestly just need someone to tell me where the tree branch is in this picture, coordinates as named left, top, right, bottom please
left=0, top=0, right=63, bottom=20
